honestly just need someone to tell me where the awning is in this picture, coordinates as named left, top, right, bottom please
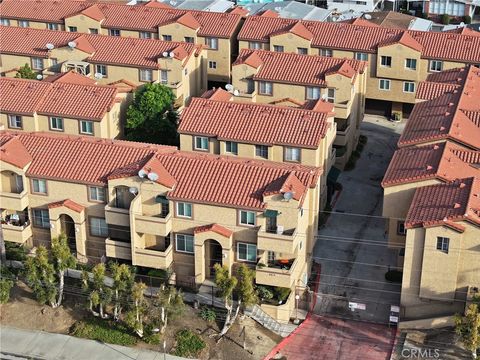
left=264, top=209, right=279, bottom=218
left=155, top=195, right=169, bottom=204
left=327, top=166, right=341, bottom=185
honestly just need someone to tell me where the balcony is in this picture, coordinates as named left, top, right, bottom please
left=333, top=101, right=350, bottom=119
left=234, top=90, right=257, bottom=102
left=257, top=227, right=299, bottom=254
left=134, top=212, right=172, bottom=237
left=104, top=205, right=130, bottom=226
left=105, top=238, right=132, bottom=260
left=334, top=123, right=351, bottom=147
left=256, top=254, right=299, bottom=288
left=133, top=243, right=173, bottom=269
left=0, top=191, right=29, bottom=211
left=1, top=222, right=32, bottom=244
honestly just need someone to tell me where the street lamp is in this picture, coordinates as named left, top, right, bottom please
left=163, top=340, right=167, bottom=360
left=294, top=294, right=300, bottom=324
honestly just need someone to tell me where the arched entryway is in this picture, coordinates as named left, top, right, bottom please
left=205, top=239, right=223, bottom=279
left=60, top=214, right=76, bottom=252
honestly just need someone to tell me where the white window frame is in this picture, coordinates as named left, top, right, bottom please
left=1, top=19, right=10, bottom=26
left=89, top=28, right=98, bottom=34
left=403, top=81, right=415, bottom=93
left=255, top=145, right=268, bottom=159
left=139, top=31, right=152, bottom=39
left=259, top=81, right=273, bottom=95
left=208, top=61, right=217, bottom=69
left=205, top=37, right=218, bottom=50
left=429, top=60, right=443, bottom=72
left=90, top=217, right=108, bottom=237
left=184, top=36, right=194, bottom=43
left=237, top=242, right=257, bottom=262
left=273, top=45, right=284, bottom=52
left=33, top=209, right=50, bottom=228
left=89, top=186, right=105, bottom=202
left=109, top=28, right=121, bottom=36
left=239, top=210, right=256, bottom=226
left=306, top=86, right=320, bottom=100
left=95, top=64, right=107, bottom=77
left=405, top=58, right=417, bottom=70
left=320, top=48, right=333, bottom=57
left=249, top=42, right=261, bottom=50
left=32, top=179, right=47, bottom=194
left=176, top=202, right=192, bottom=218
left=285, top=147, right=301, bottom=162
left=436, top=237, right=449, bottom=253
left=49, top=117, right=64, bottom=131
left=8, top=114, right=22, bottom=129
left=162, top=34, right=172, bottom=41
left=327, top=88, right=336, bottom=103
left=194, top=136, right=209, bottom=151
left=297, top=47, right=308, bottom=55
left=355, top=52, right=368, bottom=61
left=80, top=120, right=94, bottom=135
left=68, top=26, right=77, bottom=32
left=31, top=57, right=44, bottom=70
left=380, top=55, right=392, bottom=67
left=379, top=79, right=391, bottom=91
left=225, top=141, right=238, bottom=155
left=19, top=20, right=29, bottom=27
left=47, top=23, right=59, bottom=30
left=139, top=69, right=153, bottom=82
left=175, top=234, right=194, bottom=253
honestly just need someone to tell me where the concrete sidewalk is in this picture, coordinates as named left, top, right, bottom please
left=0, top=326, right=187, bottom=360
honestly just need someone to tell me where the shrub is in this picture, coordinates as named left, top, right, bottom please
left=147, top=268, right=169, bottom=279
left=356, top=142, right=365, bottom=152
left=173, top=329, right=206, bottom=358
left=70, top=318, right=138, bottom=346
left=143, top=324, right=162, bottom=345
left=385, top=270, right=403, bottom=283
left=359, top=135, right=368, bottom=145
left=463, top=15, right=472, bottom=24
left=441, top=14, right=450, bottom=25
left=198, top=306, right=216, bottom=322
left=273, top=287, right=291, bottom=303
left=257, top=286, right=274, bottom=301
left=5, top=243, right=27, bottom=261
left=0, top=279, right=14, bottom=304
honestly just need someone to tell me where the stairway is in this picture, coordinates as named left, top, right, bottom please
left=246, top=305, right=297, bottom=338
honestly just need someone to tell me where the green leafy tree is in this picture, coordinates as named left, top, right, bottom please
left=455, top=301, right=480, bottom=359
left=0, top=279, right=13, bottom=304
left=109, top=262, right=134, bottom=321
left=213, top=264, right=238, bottom=339
left=125, top=281, right=147, bottom=337
left=24, top=246, right=58, bottom=306
left=51, top=233, right=76, bottom=308
left=125, top=83, right=179, bottom=145
left=150, top=285, right=185, bottom=334
left=82, top=264, right=112, bottom=318
left=15, top=64, right=38, bottom=79
left=236, top=264, right=257, bottom=310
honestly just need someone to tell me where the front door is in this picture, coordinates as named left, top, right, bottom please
left=266, top=216, right=277, bottom=233
left=209, top=241, right=223, bottom=278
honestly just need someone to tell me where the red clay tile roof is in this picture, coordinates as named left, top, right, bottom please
left=43, top=71, right=98, bottom=86
left=378, top=31, right=422, bottom=52
left=270, top=98, right=306, bottom=107
left=416, top=82, right=460, bottom=101
left=194, top=224, right=233, bottom=237
left=263, top=172, right=306, bottom=201
left=405, top=177, right=480, bottom=230
left=179, top=97, right=331, bottom=149
left=229, top=6, right=249, bottom=16
left=382, top=141, right=480, bottom=187
left=399, top=66, right=480, bottom=150
left=344, top=18, right=380, bottom=27
left=0, top=77, right=118, bottom=121
left=48, top=199, right=85, bottom=213
left=0, top=131, right=320, bottom=210
left=200, top=88, right=233, bottom=101
left=272, top=22, right=313, bottom=41
left=259, top=9, right=279, bottom=18
left=0, top=137, right=33, bottom=169
left=445, top=27, right=480, bottom=36
left=0, top=0, right=88, bottom=23
left=233, top=49, right=366, bottom=87
left=80, top=4, right=106, bottom=22
left=169, top=12, right=201, bottom=30
left=0, top=26, right=201, bottom=69
left=237, top=16, right=480, bottom=63
left=302, top=99, right=335, bottom=115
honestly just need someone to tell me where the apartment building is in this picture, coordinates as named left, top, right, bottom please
left=401, top=177, right=480, bottom=320
left=0, top=131, right=322, bottom=322
left=236, top=16, right=480, bottom=118
left=407, top=0, right=479, bottom=20
left=231, top=49, right=367, bottom=169
left=0, top=75, right=127, bottom=139
left=0, top=0, right=242, bottom=83
left=0, top=25, right=207, bottom=107
left=178, top=88, right=336, bottom=206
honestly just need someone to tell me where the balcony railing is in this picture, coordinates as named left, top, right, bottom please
left=105, top=238, right=132, bottom=260
left=104, top=205, right=130, bottom=226
left=256, top=255, right=299, bottom=288
left=0, top=190, right=29, bottom=211
left=134, top=212, right=172, bottom=237
left=1, top=221, right=32, bottom=244
left=257, top=227, right=299, bottom=253
left=133, top=243, right=173, bottom=269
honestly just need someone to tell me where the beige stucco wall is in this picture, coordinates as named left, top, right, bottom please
left=269, top=33, right=312, bottom=54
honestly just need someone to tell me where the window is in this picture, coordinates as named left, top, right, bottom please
left=320, top=48, right=333, bottom=57
left=8, top=115, right=22, bottom=129
left=405, top=58, right=417, bottom=70
left=51, top=58, right=58, bottom=67
left=306, top=86, right=320, bottom=100
left=33, top=209, right=50, bottom=228
left=90, top=217, right=108, bottom=237
left=68, top=26, right=78, bottom=32
left=49, top=117, right=64, bottom=131
left=205, top=37, right=218, bottom=50
left=259, top=81, right=273, bottom=95
left=95, top=64, right=107, bottom=77
left=162, top=35, right=172, bottom=41
left=379, top=79, right=391, bottom=91
left=297, top=47, right=308, bottom=55
left=397, top=221, right=406, bottom=235
left=237, top=243, right=257, bottom=262
left=226, top=141, right=238, bottom=155
left=89, top=28, right=98, bottom=34
left=89, top=186, right=105, bottom=202
left=175, top=234, right=194, bottom=253
left=403, top=81, right=415, bottom=93
left=327, top=88, right=335, bottom=103
left=184, top=36, right=194, bottom=43
left=249, top=42, right=261, bottom=50
left=1, top=19, right=10, bottom=26
left=19, top=20, right=29, bottom=27
left=32, top=179, right=47, bottom=194
left=239, top=211, right=256, bottom=226
left=273, top=45, right=284, bottom=52
left=429, top=60, right=443, bottom=72
left=160, top=70, right=168, bottom=84
left=285, top=147, right=301, bottom=162
left=47, top=23, right=59, bottom=30
left=208, top=61, right=217, bottom=69
left=194, top=136, right=209, bottom=151
left=436, top=237, right=449, bottom=253
left=255, top=145, right=268, bottom=159
left=139, top=69, right=153, bottom=82
left=31, top=57, right=44, bottom=70
left=176, top=202, right=192, bottom=218
left=380, top=55, right=392, bottom=67
left=80, top=120, right=94, bottom=135
left=140, top=31, right=152, bottom=39
left=184, top=68, right=188, bottom=76
left=109, top=29, right=121, bottom=36
left=355, top=52, right=368, bottom=61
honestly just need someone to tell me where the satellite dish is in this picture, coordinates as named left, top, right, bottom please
left=138, top=169, right=147, bottom=178
left=283, top=192, right=293, bottom=201
left=36, top=74, right=44, bottom=80
left=225, top=84, right=233, bottom=91
left=162, top=51, right=169, bottom=57
left=148, top=172, right=159, bottom=182
left=46, top=43, right=55, bottom=50
left=68, top=41, right=77, bottom=49
left=129, top=186, right=138, bottom=195
left=364, top=14, right=372, bottom=20
left=94, top=72, right=103, bottom=80
left=169, top=52, right=175, bottom=58
left=233, top=89, right=240, bottom=96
